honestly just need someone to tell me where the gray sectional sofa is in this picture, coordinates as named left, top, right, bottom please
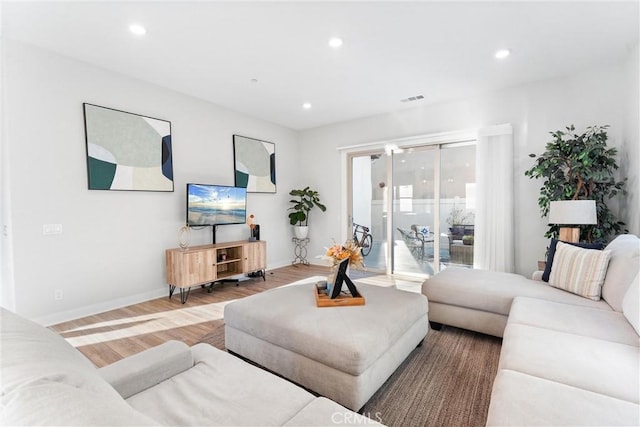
left=0, top=308, right=380, bottom=426
left=423, top=234, right=640, bottom=426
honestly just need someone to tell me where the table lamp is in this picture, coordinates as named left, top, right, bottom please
left=548, top=200, right=597, bottom=243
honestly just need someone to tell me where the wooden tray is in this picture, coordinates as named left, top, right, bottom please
left=315, top=286, right=365, bottom=307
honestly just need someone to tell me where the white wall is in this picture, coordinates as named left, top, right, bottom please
left=299, top=51, right=639, bottom=278
left=3, top=40, right=299, bottom=324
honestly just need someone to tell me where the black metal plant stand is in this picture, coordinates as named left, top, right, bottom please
left=292, top=237, right=310, bottom=265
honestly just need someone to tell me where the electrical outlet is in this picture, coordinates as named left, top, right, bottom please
left=43, top=224, right=63, bottom=235
left=54, top=289, right=63, bottom=300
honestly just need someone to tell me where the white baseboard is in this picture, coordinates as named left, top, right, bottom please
left=34, top=288, right=168, bottom=326
left=34, top=262, right=328, bottom=326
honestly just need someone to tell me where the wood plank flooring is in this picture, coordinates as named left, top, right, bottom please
left=50, top=264, right=397, bottom=367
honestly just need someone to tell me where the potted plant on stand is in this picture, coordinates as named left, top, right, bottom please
left=288, top=186, right=326, bottom=239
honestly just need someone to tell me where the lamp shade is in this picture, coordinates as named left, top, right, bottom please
left=548, top=200, right=597, bottom=225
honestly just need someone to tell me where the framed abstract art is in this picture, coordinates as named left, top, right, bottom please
left=233, top=134, right=276, bottom=193
left=83, top=103, right=174, bottom=191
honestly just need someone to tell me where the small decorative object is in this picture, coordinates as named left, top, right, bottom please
left=83, top=103, right=173, bottom=191
left=288, top=186, right=326, bottom=239
left=178, top=225, right=191, bottom=251
left=314, top=256, right=364, bottom=306
left=233, top=135, right=276, bottom=193
left=319, top=239, right=365, bottom=297
left=247, top=214, right=259, bottom=241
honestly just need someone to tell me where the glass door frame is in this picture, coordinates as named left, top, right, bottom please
left=343, top=130, right=477, bottom=277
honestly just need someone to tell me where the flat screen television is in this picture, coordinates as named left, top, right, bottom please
left=186, top=183, right=247, bottom=227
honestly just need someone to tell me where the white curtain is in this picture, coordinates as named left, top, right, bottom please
left=474, top=124, right=514, bottom=272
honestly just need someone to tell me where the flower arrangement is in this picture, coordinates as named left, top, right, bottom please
left=320, top=240, right=365, bottom=270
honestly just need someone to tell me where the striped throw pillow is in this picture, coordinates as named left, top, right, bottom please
left=549, top=242, right=611, bottom=300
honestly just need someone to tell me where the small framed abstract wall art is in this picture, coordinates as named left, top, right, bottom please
left=233, top=134, right=276, bottom=193
left=83, top=103, right=174, bottom=191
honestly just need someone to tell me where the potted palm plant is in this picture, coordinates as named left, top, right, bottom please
left=288, top=186, right=326, bottom=239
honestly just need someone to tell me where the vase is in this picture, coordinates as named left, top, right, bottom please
left=293, top=225, right=309, bottom=239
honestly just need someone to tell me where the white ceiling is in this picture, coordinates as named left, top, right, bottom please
left=3, top=1, right=638, bottom=130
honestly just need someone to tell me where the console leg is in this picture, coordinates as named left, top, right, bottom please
left=429, top=321, right=443, bottom=331
left=179, top=287, right=191, bottom=304
left=169, top=285, right=176, bottom=299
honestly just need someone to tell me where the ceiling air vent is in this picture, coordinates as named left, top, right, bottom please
left=400, top=95, right=424, bottom=103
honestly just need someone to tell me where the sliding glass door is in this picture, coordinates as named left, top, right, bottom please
left=349, top=151, right=388, bottom=272
left=391, top=147, right=437, bottom=275
left=439, top=143, right=476, bottom=269
left=348, top=140, right=475, bottom=276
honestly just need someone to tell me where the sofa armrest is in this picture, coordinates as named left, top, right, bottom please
left=98, top=340, right=193, bottom=399
left=531, top=270, right=544, bottom=281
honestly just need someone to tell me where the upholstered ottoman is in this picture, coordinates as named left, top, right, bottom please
left=224, top=280, right=429, bottom=411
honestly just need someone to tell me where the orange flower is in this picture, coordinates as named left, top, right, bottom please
left=320, top=240, right=365, bottom=270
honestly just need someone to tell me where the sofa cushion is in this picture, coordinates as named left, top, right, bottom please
left=542, top=238, right=604, bottom=282
left=127, top=343, right=319, bottom=426
left=548, top=242, right=611, bottom=300
left=508, top=297, right=639, bottom=347
left=2, top=380, right=157, bottom=426
left=282, top=397, right=382, bottom=426
left=423, top=268, right=611, bottom=317
left=602, top=234, right=640, bottom=311
left=0, top=308, right=120, bottom=398
left=499, top=323, right=639, bottom=403
left=487, top=369, right=640, bottom=426
left=0, top=308, right=156, bottom=426
left=622, top=273, right=640, bottom=335
left=99, top=340, right=194, bottom=399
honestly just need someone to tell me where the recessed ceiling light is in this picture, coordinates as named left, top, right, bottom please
left=495, top=49, right=511, bottom=59
left=129, top=24, right=147, bottom=36
left=302, top=103, right=312, bottom=110
left=328, top=37, right=343, bottom=48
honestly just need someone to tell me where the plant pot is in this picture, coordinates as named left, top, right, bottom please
left=294, top=226, right=309, bottom=239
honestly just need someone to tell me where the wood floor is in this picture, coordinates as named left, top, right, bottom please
left=50, top=264, right=405, bottom=367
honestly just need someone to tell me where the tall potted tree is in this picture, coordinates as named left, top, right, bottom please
left=288, top=186, right=326, bottom=239
left=525, top=124, right=627, bottom=243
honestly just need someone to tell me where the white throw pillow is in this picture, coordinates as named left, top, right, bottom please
left=549, top=242, right=611, bottom=300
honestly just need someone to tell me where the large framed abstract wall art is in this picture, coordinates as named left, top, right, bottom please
left=83, top=103, right=174, bottom=191
left=233, top=134, right=276, bottom=193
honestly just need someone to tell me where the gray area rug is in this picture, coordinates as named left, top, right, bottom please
left=199, top=321, right=502, bottom=427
